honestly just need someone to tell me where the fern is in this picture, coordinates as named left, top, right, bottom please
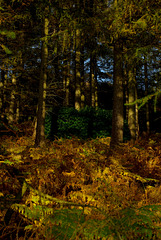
left=44, top=209, right=85, bottom=240
left=118, top=205, right=161, bottom=240
left=7, top=180, right=161, bottom=240
left=9, top=181, right=122, bottom=239
left=12, top=203, right=54, bottom=221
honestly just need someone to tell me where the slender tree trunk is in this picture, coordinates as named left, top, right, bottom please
left=8, top=74, right=16, bottom=124
left=63, top=55, right=70, bottom=106
left=16, top=97, right=20, bottom=122
left=74, top=29, right=81, bottom=111
left=110, top=40, right=124, bottom=148
left=54, top=42, right=60, bottom=87
left=1, top=69, right=8, bottom=120
left=135, top=84, right=139, bottom=138
left=90, top=52, right=95, bottom=107
left=128, top=64, right=136, bottom=142
left=144, top=57, right=150, bottom=134
left=35, top=16, right=48, bottom=146
left=79, top=1, right=85, bottom=109
left=94, top=55, right=98, bottom=109
left=124, top=64, right=129, bottom=120
left=90, top=51, right=98, bottom=108
left=66, top=60, right=70, bottom=106
left=63, top=48, right=71, bottom=106
left=80, top=43, right=85, bottom=109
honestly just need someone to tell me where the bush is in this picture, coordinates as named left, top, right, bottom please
left=57, top=107, right=89, bottom=139
left=47, top=107, right=112, bottom=139
left=45, top=106, right=130, bottom=140
left=93, top=108, right=112, bottom=138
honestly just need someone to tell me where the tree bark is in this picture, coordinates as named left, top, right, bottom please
left=90, top=52, right=95, bottom=107
left=8, top=74, right=16, bottom=124
left=64, top=60, right=70, bottom=107
left=144, top=57, right=150, bottom=134
left=128, top=64, right=136, bottom=142
left=80, top=43, right=85, bottom=109
left=124, top=64, right=129, bottom=120
left=35, top=16, right=48, bottom=146
left=135, top=84, right=139, bottom=138
left=63, top=49, right=70, bottom=106
left=1, top=69, right=8, bottom=120
left=94, top=54, right=98, bottom=109
left=74, top=29, right=81, bottom=111
left=90, top=52, right=98, bottom=108
left=110, top=40, right=124, bottom=148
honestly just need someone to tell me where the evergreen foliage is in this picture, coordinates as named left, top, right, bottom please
left=45, top=107, right=130, bottom=140
left=45, top=107, right=113, bottom=139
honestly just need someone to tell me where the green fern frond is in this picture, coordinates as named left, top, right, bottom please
left=44, top=208, right=85, bottom=240
left=119, top=205, right=161, bottom=239
left=10, top=179, right=161, bottom=240
left=12, top=203, right=54, bottom=221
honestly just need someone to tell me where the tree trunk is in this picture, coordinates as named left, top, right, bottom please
left=74, top=29, right=81, bottom=111
left=80, top=43, right=85, bottom=109
left=35, top=16, right=48, bottom=146
left=1, top=69, right=8, bottom=120
left=54, top=40, right=60, bottom=88
left=63, top=50, right=70, bottom=106
left=90, top=52, right=95, bottom=107
left=128, top=64, right=136, bottom=142
left=135, top=84, right=139, bottom=138
left=64, top=60, right=70, bottom=107
left=144, top=57, right=150, bottom=134
left=110, top=40, right=124, bottom=148
left=90, top=52, right=98, bottom=108
left=94, top=54, right=98, bottom=109
left=16, top=96, right=20, bottom=123
left=8, top=74, right=16, bottom=124
left=124, top=64, right=129, bottom=120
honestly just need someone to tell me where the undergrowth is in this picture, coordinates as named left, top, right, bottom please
left=0, top=131, right=161, bottom=239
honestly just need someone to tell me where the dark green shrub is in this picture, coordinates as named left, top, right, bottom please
left=56, top=107, right=112, bottom=139
left=46, top=107, right=130, bottom=140
left=93, top=108, right=112, bottom=138
left=57, top=107, right=89, bottom=139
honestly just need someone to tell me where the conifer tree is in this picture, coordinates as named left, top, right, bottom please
left=110, top=39, right=124, bottom=147
left=35, top=9, right=49, bottom=146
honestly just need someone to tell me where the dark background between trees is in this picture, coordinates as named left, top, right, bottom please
left=0, top=0, right=161, bottom=146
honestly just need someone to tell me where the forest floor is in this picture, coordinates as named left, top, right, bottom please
left=1, top=128, right=161, bottom=239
